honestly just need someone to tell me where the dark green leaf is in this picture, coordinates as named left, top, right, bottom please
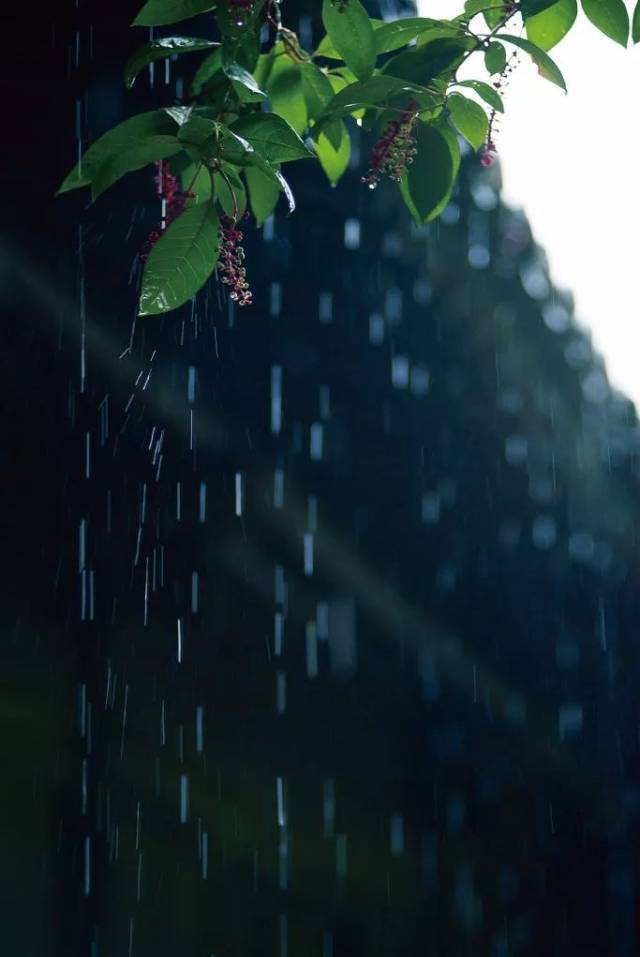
left=484, top=5, right=505, bottom=28
left=132, top=0, right=215, bottom=27
left=447, top=93, right=488, bottom=151
left=57, top=110, right=179, bottom=195
left=245, top=166, right=280, bottom=225
left=464, top=0, right=506, bottom=15
left=581, top=0, right=629, bottom=45
left=373, top=17, right=460, bottom=54
left=525, top=0, right=577, bottom=50
left=634, top=0, right=640, bottom=42
left=92, top=137, right=183, bottom=199
left=215, top=1, right=264, bottom=71
left=266, top=56, right=308, bottom=134
left=180, top=162, right=212, bottom=202
left=214, top=166, right=247, bottom=218
left=300, top=61, right=335, bottom=120
left=231, top=112, right=313, bottom=163
left=405, top=121, right=455, bottom=223
left=314, top=120, right=350, bottom=185
left=455, top=79, right=503, bottom=112
left=190, top=48, right=222, bottom=96
left=139, top=201, right=220, bottom=316
left=383, top=38, right=473, bottom=87
left=521, top=0, right=563, bottom=14
left=321, top=0, right=376, bottom=81
left=125, top=37, right=217, bottom=88
left=177, top=113, right=218, bottom=147
left=221, top=59, right=266, bottom=98
left=497, top=33, right=567, bottom=88
left=484, top=40, right=507, bottom=73
left=313, top=18, right=384, bottom=59
left=314, top=75, right=436, bottom=128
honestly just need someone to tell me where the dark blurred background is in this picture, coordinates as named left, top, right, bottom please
left=2, top=2, right=640, bottom=956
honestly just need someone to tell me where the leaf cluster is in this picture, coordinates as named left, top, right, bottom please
left=56, top=0, right=637, bottom=315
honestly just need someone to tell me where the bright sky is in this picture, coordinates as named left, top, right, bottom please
left=418, top=0, right=640, bottom=406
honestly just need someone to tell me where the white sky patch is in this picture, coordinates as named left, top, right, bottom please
left=417, top=0, right=640, bottom=405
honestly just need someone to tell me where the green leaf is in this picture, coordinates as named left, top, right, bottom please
left=464, top=0, right=506, bottom=15
left=245, top=165, right=280, bottom=225
left=180, top=162, right=212, bottom=202
left=521, top=0, right=563, bottom=14
left=300, top=61, right=335, bottom=120
left=497, top=33, right=567, bottom=89
left=57, top=110, right=179, bottom=195
left=314, top=120, right=350, bottom=186
left=314, top=75, right=436, bottom=128
left=266, top=56, right=308, bottom=134
left=231, top=112, right=313, bottom=163
left=373, top=17, right=460, bottom=54
left=313, top=18, right=384, bottom=59
left=634, top=0, right=640, bottom=42
left=91, top=137, right=183, bottom=199
left=581, top=0, right=629, bottom=45
left=272, top=168, right=295, bottom=214
left=177, top=114, right=218, bottom=151
left=446, top=93, right=488, bottom=152
left=484, top=5, right=505, bottom=28
left=447, top=93, right=488, bottom=150
left=383, top=38, right=473, bottom=86
left=321, top=0, right=376, bottom=82
left=214, top=166, right=247, bottom=218
left=139, top=201, right=220, bottom=316
left=124, top=37, right=217, bottom=88
left=405, top=121, right=456, bottom=223
left=221, top=59, right=266, bottom=98
left=132, top=0, right=215, bottom=27
left=190, top=48, right=222, bottom=96
left=524, top=0, right=577, bottom=49
left=455, top=79, right=503, bottom=112
left=484, top=40, right=507, bottom=73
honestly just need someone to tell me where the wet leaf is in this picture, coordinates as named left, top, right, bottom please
left=266, top=56, right=308, bottom=134
left=132, top=0, right=215, bottom=27
left=447, top=92, right=489, bottom=151
left=455, top=79, right=503, bottom=112
left=245, top=165, right=281, bottom=225
left=57, top=110, right=179, bottom=195
left=321, top=0, right=376, bottom=81
left=124, top=37, right=218, bottom=88
left=231, top=112, right=313, bottom=163
left=314, top=120, right=351, bottom=185
left=524, top=0, right=577, bottom=50
left=405, top=121, right=456, bottom=223
left=91, top=137, right=184, bottom=199
left=581, top=0, right=629, bottom=45
left=497, top=34, right=567, bottom=89
left=139, top=201, right=220, bottom=316
left=373, top=17, right=460, bottom=54
left=484, top=41, right=507, bottom=74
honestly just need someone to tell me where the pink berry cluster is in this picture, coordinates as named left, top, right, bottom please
left=217, top=216, right=252, bottom=306
left=361, top=102, right=418, bottom=189
left=141, top=161, right=194, bottom=262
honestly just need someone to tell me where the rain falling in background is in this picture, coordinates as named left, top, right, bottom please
left=2, top=1, right=640, bottom=956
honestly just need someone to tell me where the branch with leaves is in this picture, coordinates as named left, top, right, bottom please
left=56, top=0, right=639, bottom=316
